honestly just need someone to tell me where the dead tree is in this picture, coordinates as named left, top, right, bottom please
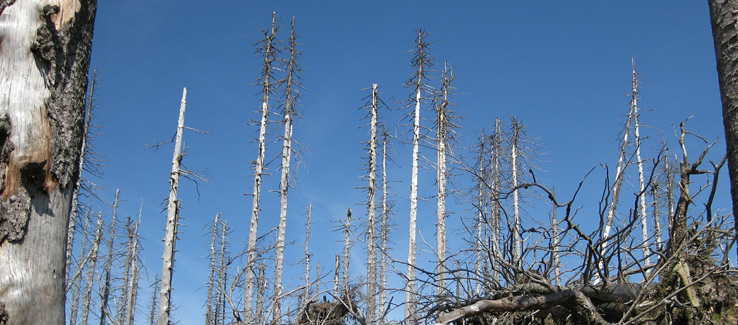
left=81, top=212, right=104, bottom=325
left=273, top=16, right=301, bottom=322
left=158, top=88, right=188, bottom=325
left=124, top=208, right=142, bottom=325
left=362, top=83, right=381, bottom=323
left=404, top=30, right=434, bottom=323
left=206, top=214, right=221, bottom=325
left=0, top=2, right=97, bottom=323
left=244, top=13, right=279, bottom=323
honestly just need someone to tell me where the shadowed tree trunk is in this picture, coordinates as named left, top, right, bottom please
left=0, top=2, right=97, bottom=323
left=708, top=0, right=738, bottom=256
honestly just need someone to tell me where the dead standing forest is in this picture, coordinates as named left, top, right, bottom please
left=2, top=2, right=738, bottom=325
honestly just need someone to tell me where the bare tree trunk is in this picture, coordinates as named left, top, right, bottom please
left=630, top=59, right=652, bottom=268
left=68, top=211, right=91, bottom=325
left=365, top=84, right=379, bottom=323
left=244, top=13, right=278, bottom=323
left=273, top=17, right=300, bottom=322
left=215, top=219, right=227, bottom=325
left=158, top=88, right=187, bottom=325
left=405, top=30, right=432, bottom=323
left=124, top=211, right=141, bottom=325
left=475, top=131, right=486, bottom=295
left=66, top=68, right=100, bottom=285
left=0, top=1, right=97, bottom=323
left=511, top=118, right=522, bottom=268
left=490, top=118, right=502, bottom=283
left=118, top=214, right=134, bottom=323
left=82, top=212, right=104, bottom=325
left=100, top=189, right=120, bottom=325
left=304, top=204, right=312, bottom=304
left=343, top=208, right=352, bottom=293
left=315, top=262, right=320, bottom=300
left=334, top=254, right=340, bottom=296
left=379, top=129, right=390, bottom=312
left=551, top=189, right=561, bottom=286
left=255, top=263, right=266, bottom=325
left=708, top=0, right=738, bottom=257
left=206, top=214, right=220, bottom=325
left=435, top=63, right=454, bottom=297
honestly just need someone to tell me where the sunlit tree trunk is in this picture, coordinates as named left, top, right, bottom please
left=435, top=63, right=454, bottom=296
left=708, top=0, right=738, bottom=257
left=511, top=118, right=522, bottom=268
left=244, top=13, right=277, bottom=323
left=304, top=204, right=312, bottom=304
left=206, top=213, right=220, bottom=325
left=379, top=129, right=390, bottom=312
left=551, top=189, right=561, bottom=286
left=148, top=277, right=159, bottom=325
left=630, top=59, right=652, bottom=268
left=343, top=208, right=352, bottom=292
left=334, top=254, right=340, bottom=296
left=0, top=1, right=97, bottom=323
left=490, top=118, right=502, bottom=282
left=124, top=211, right=141, bottom=325
left=475, top=131, right=486, bottom=295
left=273, top=17, right=300, bottom=322
left=255, top=263, right=266, bottom=325
left=405, top=30, right=432, bottom=323
left=68, top=211, right=90, bottom=325
left=365, top=84, right=379, bottom=323
left=158, top=88, right=187, bottom=325
left=215, top=219, right=227, bottom=325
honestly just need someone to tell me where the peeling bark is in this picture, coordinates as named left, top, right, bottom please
left=0, top=0, right=96, bottom=323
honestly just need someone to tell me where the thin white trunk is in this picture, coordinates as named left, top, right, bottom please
left=343, top=208, right=352, bottom=293
left=475, top=132, right=486, bottom=295
left=81, top=212, right=104, bottom=325
left=304, top=204, right=312, bottom=302
left=149, top=277, right=159, bottom=325
left=631, top=60, right=651, bottom=268
left=206, top=214, right=220, bottom=325
left=406, top=52, right=423, bottom=325
left=255, top=263, right=266, bottom=325
left=315, top=262, right=320, bottom=300
left=158, top=88, right=187, bottom=325
left=244, top=13, right=277, bottom=322
left=491, top=118, right=502, bottom=282
left=68, top=211, right=90, bottom=325
left=273, top=18, right=299, bottom=322
left=334, top=254, right=340, bottom=296
left=652, top=182, right=663, bottom=252
left=436, top=63, right=452, bottom=296
left=511, top=118, right=521, bottom=267
left=552, top=189, right=561, bottom=286
left=366, top=84, right=379, bottom=323
left=379, top=130, right=390, bottom=312
left=125, top=212, right=141, bottom=325
left=119, top=213, right=134, bottom=323
left=215, top=219, right=227, bottom=325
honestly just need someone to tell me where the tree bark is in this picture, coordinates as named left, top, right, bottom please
left=365, top=84, right=379, bottom=323
left=0, top=1, right=96, bottom=323
left=81, top=212, right=103, bottom=325
left=708, top=0, right=738, bottom=257
left=157, top=88, right=187, bottom=325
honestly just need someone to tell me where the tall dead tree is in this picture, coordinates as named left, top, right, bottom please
left=149, top=277, right=159, bottom=325
left=100, top=189, right=120, bottom=325
left=343, top=208, right=352, bottom=292
left=510, top=118, right=523, bottom=267
left=378, top=129, right=391, bottom=312
left=404, top=30, right=433, bottom=323
left=363, top=84, right=380, bottom=323
left=273, top=16, right=301, bottom=322
left=474, top=131, right=487, bottom=294
left=68, top=210, right=91, bottom=325
left=206, top=214, right=221, bottom=325
left=708, top=0, right=738, bottom=256
left=435, top=62, right=456, bottom=296
left=0, top=2, right=97, bottom=323
left=244, top=13, right=278, bottom=323
left=215, top=219, right=228, bottom=325
left=630, top=59, right=652, bottom=268
left=158, top=88, right=188, bottom=325
left=124, top=209, right=141, bottom=325
left=489, top=118, right=503, bottom=283
left=304, top=204, right=313, bottom=304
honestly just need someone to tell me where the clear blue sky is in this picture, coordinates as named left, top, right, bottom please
left=83, top=1, right=729, bottom=323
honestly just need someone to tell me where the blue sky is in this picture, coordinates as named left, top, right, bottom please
left=81, top=1, right=730, bottom=324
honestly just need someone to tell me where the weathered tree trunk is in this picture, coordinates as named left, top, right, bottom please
left=552, top=188, right=561, bottom=285
left=124, top=213, right=141, bottom=325
left=343, top=208, right=352, bottom=292
left=118, top=211, right=134, bottom=323
left=206, top=213, right=220, bottom=325
left=475, top=131, right=486, bottom=295
left=68, top=210, right=90, bottom=325
left=379, top=129, right=390, bottom=312
left=405, top=30, right=432, bottom=323
left=148, top=277, right=159, bottom=325
left=0, top=1, right=96, bottom=323
left=490, top=118, right=502, bottom=283
left=630, top=59, right=652, bottom=268
left=100, top=189, right=120, bottom=325
left=304, top=204, right=312, bottom=304
left=334, top=254, right=340, bottom=296
left=511, top=117, right=522, bottom=268
left=708, top=0, right=738, bottom=257
left=157, top=88, right=187, bottom=325
left=435, top=63, right=454, bottom=297
left=255, top=263, right=266, bottom=325
left=365, top=84, right=379, bottom=323
left=273, top=17, right=300, bottom=322
left=81, top=212, right=104, bottom=325
left=244, top=13, right=277, bottom=323
left=215, top=219, right=227, bottom=325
